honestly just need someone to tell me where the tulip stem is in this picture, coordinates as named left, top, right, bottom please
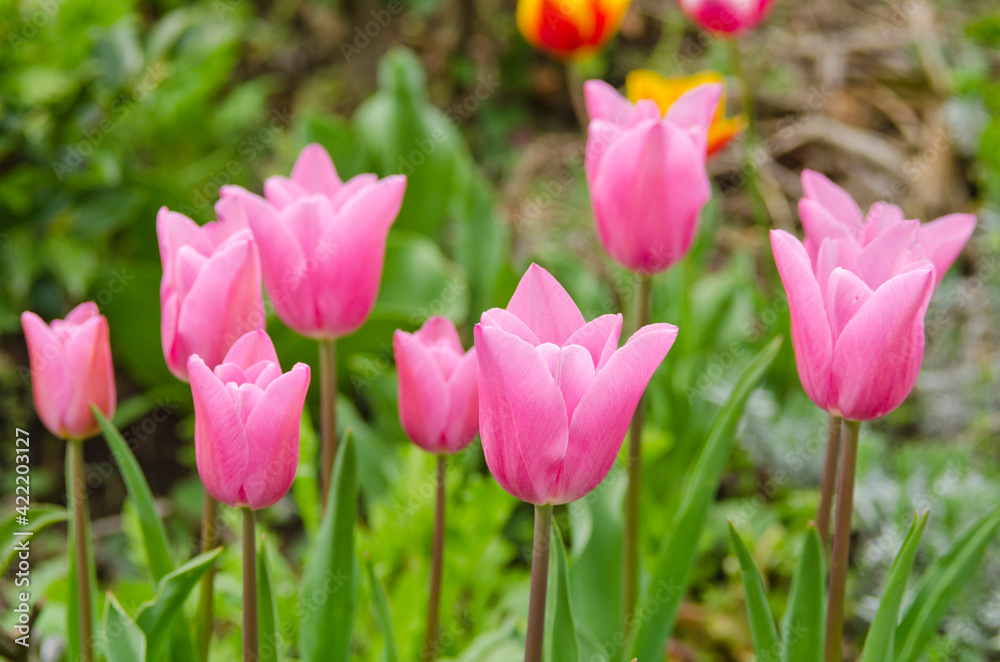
left=242, top=508, right=259, bottom=662
left=525, top=504, right=553, bottom=662
left=319, top=338, right=338, bottom=512
left=422, top=455, right=447, bottom=662
left=197, top=491, right=219, bottom=661
left=565, top=62, right=588, bottom=130
left=69, top=439, right=94, bottom=662
left=824, top=419, right=860, bottom=662
left=624, top=273, right=651, bottom=632
left=816, top=415, right=843, bottom=551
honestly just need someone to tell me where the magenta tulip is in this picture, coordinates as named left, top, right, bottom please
left=678, top=0, right=776, bottom=35
left=157, top=207, right=265, bottom=382
left=189, top=330, right=310, bottom=510
left=475, top=264, right=678, bottom=505
left=220, top=143, right=407, bottom=339
left=21, top=302, right=116, bottom=440
left=771, top=229, right=937, bottom=421
left=584, top=80, right=717, bottom=273
left=394, top=317, right=479, bottom=454
left=798, top=169, right=976, bottom=287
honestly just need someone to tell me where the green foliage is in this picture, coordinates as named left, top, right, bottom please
left=104, top=593, right=148, bottom=662
left=258, top=537, right=282, bottom=662
left=780, top=526, right=824, bottom=662
left=544, top=521, right=580, bottom=662
left=729, top=524, right=779, bottom=662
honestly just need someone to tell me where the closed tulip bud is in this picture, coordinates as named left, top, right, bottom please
left=189, top=330, right=310, bottom=510
left=21, top=302, right=116, bottom=440
left=394, top=317, right=478, bottom=454
left=517, top=0, right=631, bottom=60
left=157, top=207, right=265, bottom=382
left=475, top=264, right=678, bottom=505
left=771, top=229, right=935, bottom=421
left=678, top=0, right=776, bottom=35
left=584, top=79, right=716, bottom=273
left=220, top=144, right=407, bottom=340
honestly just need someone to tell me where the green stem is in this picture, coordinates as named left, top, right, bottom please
left=824, top=420, right=860, bottom=662
left=197, top=491, right=219, bottom=661
left=524, top=504, right=553, bottom=662
left=242, top=508, right=258, bottom=662
left=624, top=274, right=651, bottom=631
left=816, top=415, right=843, bottom=551
left=319, top=339, right=338, bottom=513
left=69, top=440, right=94, bottom=662
left=422, top=456, right=447, bottom=662
left=565, top=62, right=588, bottom=131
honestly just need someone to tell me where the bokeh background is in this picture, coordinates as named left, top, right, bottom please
left=2, top=0, right=1000, bottom=659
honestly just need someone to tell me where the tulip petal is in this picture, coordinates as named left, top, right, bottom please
left=825, top=267, right=873, bottom=339
left=801, top=169, right=863, bottom=228
left=856, top=219, right=920, bottom=289
left=224, top=330, right=280, bottom=371
left=290, top=143, right=342, bottom=198
left=584, top=80, right=635, bottom=124
left=585, top=120, right=624, bottom=185
left=475, top=324, right=569, bottom=505
left=664, top=82, right=722, bottom=155
left=190, top=355, right=249, bottom=507
left=21, top=312, right=71, bottom=438
left=479, top=308, right=542, bottom=345
left=156, top=208, right=214, bottom=283
left=442, top=348, right=480, bottom=452
left=243, top=363, right=311, bottom=510
left=263, top=176, right=310, bottom=211
left=61, top=315, right=115, bottom=438
left=917, top=213, right=976, bottom=285
left=799, top=198, right=856, bottom=265
left=563, top=313, right=623, bottom=369
left=558, top=322, right=677, bottom=504
left=860, top=201, right=905, bottom=244
left=394, top=330, right=450, bottom=452
left=537, top=342, right=596, bottom=422
left=414, top=316, right=464, bottom=354
left=508, top=263, right=586, bottom=344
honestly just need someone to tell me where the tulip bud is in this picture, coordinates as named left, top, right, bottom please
left=21, top=302, right=116, bottom=440
left=517, top=0, right=631, bottom=60
left=189, top=330, right=310, bottom=510
left=678, top=0, right=776, bottom=35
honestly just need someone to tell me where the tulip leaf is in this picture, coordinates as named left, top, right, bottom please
left=544, top=521, right=581, bottom=662
left=299, top=430, right=358, bottom=662
left=134, top=547, right=222, bottom=659
left=894, top=505, right=1000, bottom=662
left=92, top=406, right=175, bottom=582
left=103, top=592, right=147, bottom=662
left=781, top=524, right=825, bottom=662
left=364, top=556, right=400, bottom=662
left=631, top=336, right=782, bottom=661
left=860, top=511, right=928, bottom=662
left=0, top=504, right=67, bottom=577
left=728, top=523, right=780, bottom=662
left=258, top=536, right=282, bottom=662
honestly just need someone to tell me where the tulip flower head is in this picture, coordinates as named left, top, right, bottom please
left=21, top=302, right=116, bottom=440
left=517, top=0, right=631, bottom=60
left=394, top=317, right=479, bottom=454
left=189, top=330, right=310, bottom=510
left=584, top=79, right=717, bottom=273
left=475, top=264, right=678, bottom=505
left=158, top=207, right=265, bottom=382
left=678, top=0, right=776, bottom=35
left=625, top=69, right=746, bottom=156
left=221, top=144, right=406, bottom=340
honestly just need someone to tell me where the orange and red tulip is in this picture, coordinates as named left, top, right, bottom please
left=517, top=0, right=631, bottom=60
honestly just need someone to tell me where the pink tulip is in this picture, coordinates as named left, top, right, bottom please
left=220, top=144, right=407, bottom=340
left=394, top=317, right=479, bottom=454
left=475, top=264, right=678, bottom=505
left=584, top=80, right=716, bottom=273
left=189, top=330, right=310, bottom=510
left=798, top=169, right=976, bottom=286
left=678, top=0, right=776, bottom=35
left=157, top=207, right=265, bottom=382
left=771, top=229, right=935, bottom=421
left=21, top=302, right=116, bottom=440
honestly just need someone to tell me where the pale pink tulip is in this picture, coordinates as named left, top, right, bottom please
left=771, top=229, right=935, bottom=421
left=475, top=264, right=678, bottom=505
left=220, top=144, right=407, bottom=339
left=799, top=169, right=976, bottom=286
left=157, top=207, right=265, bottom=382
left=189, top=330, right=310, bottom=510
left=21, top=302, right=116, bottom=440
left=584, top=80, right=716, bottom=273
left=394, top=317, right=479, bottom=454
left=678, top=0, right=776, bottom=35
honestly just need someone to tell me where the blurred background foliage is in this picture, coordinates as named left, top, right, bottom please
left=1, top=0, right=1000, bottom=659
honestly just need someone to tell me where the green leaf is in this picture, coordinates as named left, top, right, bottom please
left=728, top=523, right=780, bottom=662
left=104, top=593, right=148, bottom=662
left=134, top=548, right=222, bottom=658
left=544, top=521, right=581, bottom=662
left=364, top=556, right=400, bottom=662
left=782, top=525, right=825, bottom=662
left=92, top=406, right=175, bottom=582
left=299, top=430, right=358, bottom=662
left=861, top=511, right=928, bottom=662
left=258, top=536, right=282, bottom=662
left=894, top=506, right=1000, bottom=662
left=631, top=336, right=782, bottom=661
left=0, top=504, right=67, bottom=576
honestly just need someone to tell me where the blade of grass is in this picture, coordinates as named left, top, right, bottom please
left=729, top=523, right=780, bottom=662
